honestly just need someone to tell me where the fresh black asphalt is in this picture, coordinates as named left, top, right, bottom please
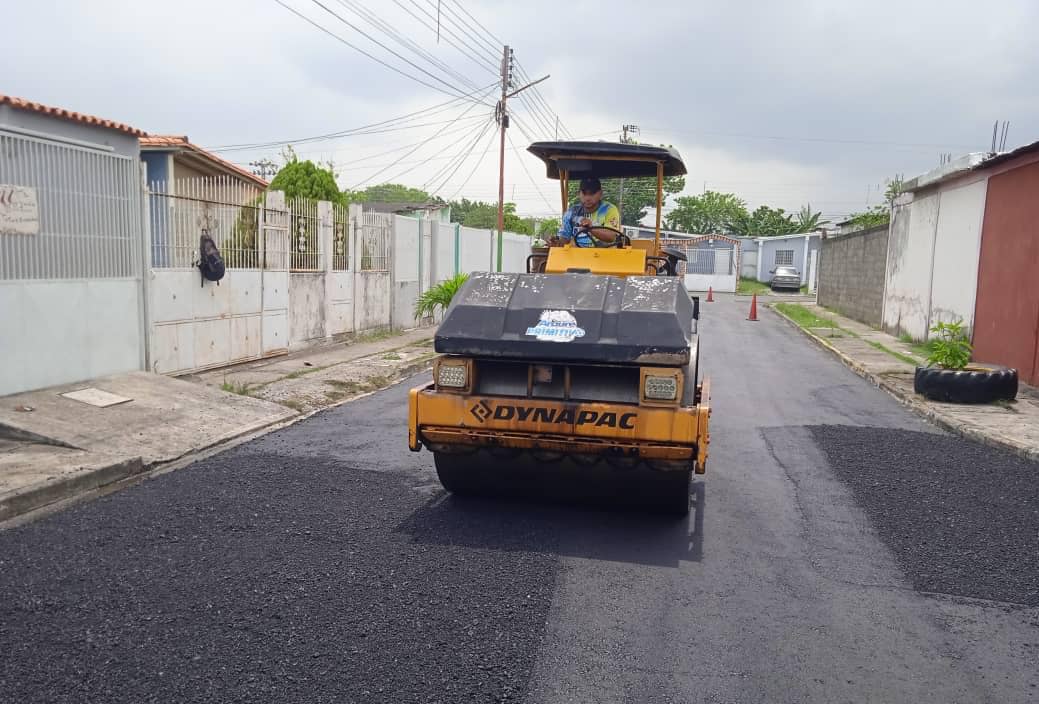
left=810, top=424, right=1039, bottom=605
left=2, top=293, right=1037, bottom=703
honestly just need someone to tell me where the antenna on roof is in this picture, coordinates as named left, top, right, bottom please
left=1000, top=121, right=1010, bottom=151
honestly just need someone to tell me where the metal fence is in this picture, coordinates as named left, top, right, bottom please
left=332, top=202, right=350, bottom=271
left=661, top=237, right=739, bottom=276
left=288, top=195, right=320, bottom=271
left=149, top=176, right=265, bottom=268
left=1, top=129, right=142, bottom=280
left=359, top=210, right=391, bottom=271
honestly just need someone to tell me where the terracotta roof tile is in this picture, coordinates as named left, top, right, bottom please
left=141, top=134, right=269, bottom=188
left=0, top=94, right=147, bottom=136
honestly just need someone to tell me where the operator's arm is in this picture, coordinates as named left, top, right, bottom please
left=552, top=206, right=575, bottom=246
left=587, top=204, right=621, bottom=243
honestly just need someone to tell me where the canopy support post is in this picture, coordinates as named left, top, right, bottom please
left=655, top=161, right=664, bottom=251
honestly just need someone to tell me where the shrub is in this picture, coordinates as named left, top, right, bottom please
left=414, top=273, right=469, bottom=320
left=926, top=321, right=972, bottom=369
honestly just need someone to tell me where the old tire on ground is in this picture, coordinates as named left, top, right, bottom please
left=433, top=449, right=691, bottom=516
left=913, top=364, right=1018, bottom=404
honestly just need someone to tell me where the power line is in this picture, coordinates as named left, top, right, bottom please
left=350, top=98, right=494, bottom=188
left=207, top=82, right=496, bottom=152
left=392, top=0, right=500, bottom=77
left=425, top=0, right=501, bottom=67
left=447, top=121, right=501, bottom=199
left=273, top=0, right=480, bottom=101
left=430, top=118, right=497, bottom=195
left=331, top=0, right=483, bottom=92
left=639, top=125, right=982, bottom=150
left=307, top=0, right=483, bottom=98
left=507, top=131, right=555, bottom=212
left=375, top=112, right=494, bottom=187
left=448, top=0, right=504, bottom=46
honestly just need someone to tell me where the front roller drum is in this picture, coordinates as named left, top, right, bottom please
left=433, top=449, right=691, bottom=516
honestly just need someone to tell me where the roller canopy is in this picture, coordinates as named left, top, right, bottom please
left=435, top=272, right=693, bottom=365
left=527, top=141, right=687, bottom=180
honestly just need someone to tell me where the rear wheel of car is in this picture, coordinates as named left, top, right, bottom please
left=913, top=364, right=1018, bottom=404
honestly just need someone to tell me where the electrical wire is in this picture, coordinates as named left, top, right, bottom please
left=507, top=131, right=555, bottom=212
left=274, top=0, right=485, bottom=101
left=393, top=0, right=500, bottom=77
left=308, top=0, right=489, bottom=99
left=429, top=118, right=497, bottom=196
left=350, top=97, right=494, bottom=188
left=446, top=121, right=501, bottom=199
left=330, top=0, right=484, bottom=92
left=423, top=0, right=502, bottom=68
left=375, top=112, right=495, bottom=186
left=208, top=82, right=496, bottom=152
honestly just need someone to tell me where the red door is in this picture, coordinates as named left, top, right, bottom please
left=972, top=161, right=1039, bottom=386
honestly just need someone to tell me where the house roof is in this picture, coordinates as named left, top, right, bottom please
left=972, top=138, right=1039, bottom=170
left=140, top=135, right=268, bottom=188
left=0, top=94, right=147, bottom=136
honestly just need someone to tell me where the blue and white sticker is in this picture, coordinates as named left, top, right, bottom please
left=526, top=310, right=586, bottom=342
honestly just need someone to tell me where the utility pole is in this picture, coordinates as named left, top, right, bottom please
left=250, top=158, right=279, bottom=180
left=495, top=47, right=550, bottom=271
left=618, top=124, right=639, bottom=220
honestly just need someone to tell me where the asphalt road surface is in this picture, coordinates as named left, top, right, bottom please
left=2, top=294, right=1037, bottom=703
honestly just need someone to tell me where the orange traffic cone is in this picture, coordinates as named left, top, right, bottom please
left=706, top=286, right=714, bottom=302
left=747, top=293, right=759, bottom=321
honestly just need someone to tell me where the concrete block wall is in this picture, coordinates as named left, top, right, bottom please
left=817, top=225, right=889, bottom=328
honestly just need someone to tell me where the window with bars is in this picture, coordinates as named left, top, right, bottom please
left=775, top=249, right=794, bottom=267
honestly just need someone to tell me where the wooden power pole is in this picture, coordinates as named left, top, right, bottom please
left=494, top=47, right=550, bottom=272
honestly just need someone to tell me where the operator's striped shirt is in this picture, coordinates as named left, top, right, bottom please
left=557, top=201, right=621, bottom=247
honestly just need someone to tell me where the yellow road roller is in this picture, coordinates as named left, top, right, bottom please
left=408, top=141, right=709, bottom=514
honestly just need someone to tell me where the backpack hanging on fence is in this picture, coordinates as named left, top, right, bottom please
left=197, top=230, right=226, bottom=286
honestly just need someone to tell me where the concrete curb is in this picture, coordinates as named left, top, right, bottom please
left=770, top=305, right=1039, bottom=464
left=0, top=354, right=437, bottom=526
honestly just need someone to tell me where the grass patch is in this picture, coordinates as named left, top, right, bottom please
left=325, top=379, right=364, bottom=394
left=774, top=302, right=838, bottom=329
left=737, top=277, right=771, bottom=296
left=382, top=352, right=402, bottom=361
left=220, top=379, right=253, bottom=396
left=352, top=328, right=395, bottom=344
left=866, top=340, right=920, bottom=366
left=898, top=333, right=936, bottom=360
left=284, top=366, right=322, bottom=380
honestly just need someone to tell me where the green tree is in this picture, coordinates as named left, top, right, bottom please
left=794, top=204, right=829, bottom=232
left=269, top=156, right=345, bottom=205
left=361, top=183, right=435, bottom=204
left=728, top=206, right=799, bottom=236
left=447, top=199, right=532, bottom=234
left=664, top=191, right=748, bottom=234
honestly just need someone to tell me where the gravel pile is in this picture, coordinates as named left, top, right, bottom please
left=0, top=448, right=559, bottom=703
left=810, top=425, right=1039, bottom=605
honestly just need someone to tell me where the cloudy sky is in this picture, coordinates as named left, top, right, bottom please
left=8, top=0, right=1038, bottom=221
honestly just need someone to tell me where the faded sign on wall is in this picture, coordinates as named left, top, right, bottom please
left=0, top=185, right=40, bottom=236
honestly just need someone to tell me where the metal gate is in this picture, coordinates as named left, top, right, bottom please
left=662, top=236, right=740, bottom=293
left=147, top=177, right=288, bottom=373
left=0, top=128, right=145, bottom=395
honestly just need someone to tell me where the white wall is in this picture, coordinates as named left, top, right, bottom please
left=0, top=279, right=144, bottom=395
left=458, top=226, right=493, bottom=274
left=149, top=269, right=264, bottom=374
left=433, top=221, right=456, bottom=281
left=882, top=179, right=987, bottom=340
left=289, top=273, right=326, bottom=350
left=928, top=179, right=987, bottom=330
left=502, top=232, right=530, bottom=273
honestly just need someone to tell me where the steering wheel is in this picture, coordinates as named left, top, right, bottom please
left=577, top=224, right=628, bottom=247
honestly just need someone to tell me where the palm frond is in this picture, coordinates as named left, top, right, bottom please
left=414, top=273, right=469, bottom=320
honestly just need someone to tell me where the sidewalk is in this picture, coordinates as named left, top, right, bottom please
left=1, top=327, right=437, bottom=524
left=770, top=302, right=1039, bottom=462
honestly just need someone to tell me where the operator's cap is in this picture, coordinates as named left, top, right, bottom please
left=579, top=176, right=602, bottom=193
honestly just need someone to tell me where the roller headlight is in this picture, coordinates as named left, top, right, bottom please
left=437, top=363, right=468, bottom=389
left=644, top=374, right=678, bottom=401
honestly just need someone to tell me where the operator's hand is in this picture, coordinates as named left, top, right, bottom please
left=579, top=217, right=593, bottom=229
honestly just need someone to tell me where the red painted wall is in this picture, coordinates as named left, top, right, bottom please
left=972, top=161, right=1039, bottom=386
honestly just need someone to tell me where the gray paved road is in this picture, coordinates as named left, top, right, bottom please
left=2, top=295, right=1037, bottom=703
